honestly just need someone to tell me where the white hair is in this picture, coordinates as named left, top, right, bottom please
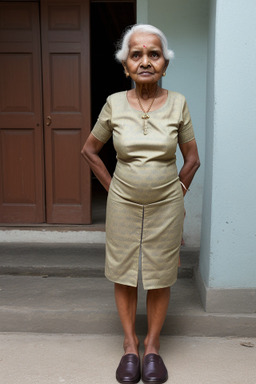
left=115, top=24, right=174, bottom=63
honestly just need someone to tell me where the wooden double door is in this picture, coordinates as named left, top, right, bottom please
left=0, top=0, right=91, bottom=224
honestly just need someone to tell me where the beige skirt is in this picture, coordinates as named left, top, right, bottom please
left=105, top=178, right=184, bottom=290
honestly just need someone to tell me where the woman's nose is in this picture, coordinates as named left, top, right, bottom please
left=141, top=55, right=150, bottom=67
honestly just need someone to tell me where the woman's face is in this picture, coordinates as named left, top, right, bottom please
left=123, top=32, right=168, bottom=85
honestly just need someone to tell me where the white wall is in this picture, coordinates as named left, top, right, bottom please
left=137, top=0, right=209, bottom=247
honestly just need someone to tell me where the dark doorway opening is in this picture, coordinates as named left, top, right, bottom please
left=90, top=1, right=136, bottom=224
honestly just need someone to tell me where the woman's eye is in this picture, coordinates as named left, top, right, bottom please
left=151, top=52, right=159, bottom=58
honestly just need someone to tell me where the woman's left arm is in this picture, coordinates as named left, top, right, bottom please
left=179, top=139, right=200, bottom=196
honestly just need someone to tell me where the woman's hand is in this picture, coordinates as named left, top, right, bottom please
left=178, top=139, right=200, bottom=195
left=81, top=134, right=112, bottom=192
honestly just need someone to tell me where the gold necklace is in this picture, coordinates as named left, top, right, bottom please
left=136, top=87, right=158, bottom=135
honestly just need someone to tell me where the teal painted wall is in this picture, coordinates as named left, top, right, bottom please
left=200, top=0, right=256, bottom=289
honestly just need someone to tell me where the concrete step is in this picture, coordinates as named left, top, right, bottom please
left=0, top=274, right=255, bottom=337
left=0, top=243, right=199, bottom=279
left=0, top=243, right=255, bottom=337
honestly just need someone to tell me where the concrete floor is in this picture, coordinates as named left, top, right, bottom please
left=0, top=333, right=255, bottom=384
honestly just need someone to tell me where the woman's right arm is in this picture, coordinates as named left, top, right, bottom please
left=81, top=133, right=112, bottom=192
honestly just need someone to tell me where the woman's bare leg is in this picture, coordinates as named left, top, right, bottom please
left=144, top=287, right=170, bottom=355
left=115, top=283, right=139, bottom=356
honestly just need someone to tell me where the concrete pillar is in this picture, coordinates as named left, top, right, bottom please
left=198, top=0, right=256, bottom=312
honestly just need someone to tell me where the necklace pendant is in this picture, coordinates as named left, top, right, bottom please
left=141, top=113, right=150, bottom=120
left=143, top=120, right=148, bottom=135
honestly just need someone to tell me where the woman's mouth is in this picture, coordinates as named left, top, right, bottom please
left=138, top=71, right=153, bottom=76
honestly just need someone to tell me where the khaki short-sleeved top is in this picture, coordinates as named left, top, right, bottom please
left=91, top=91, right=195, bottom=289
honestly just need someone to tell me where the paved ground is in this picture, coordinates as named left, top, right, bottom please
left=0, top=333, right=255, bottom=384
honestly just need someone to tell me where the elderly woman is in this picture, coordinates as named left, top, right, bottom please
left=81, top=24, right=200, bottom=384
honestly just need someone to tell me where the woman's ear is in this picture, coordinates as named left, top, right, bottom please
left=162, top=60, right=169, bottom=77
left=122, top=61, right=129, bottom=78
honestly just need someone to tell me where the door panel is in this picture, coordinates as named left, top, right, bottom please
left=52, top=129, right=81, bottom=203
left=0, top=2, right=44, bottom=223
left=1, top=130, right=36, bottom=204
left=50, top=53, right=81, bottom=113
left=1, top=53, right=34, bottom=113
left=41, top=0, right=91, bottom=224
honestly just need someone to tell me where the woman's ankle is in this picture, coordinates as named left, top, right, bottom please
left=124, top=336, right=140, bottom=356
left=144, top=337, right=160, bottom=356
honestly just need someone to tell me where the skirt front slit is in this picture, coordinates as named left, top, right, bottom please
left=105, top=178, right=184, bottom=290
